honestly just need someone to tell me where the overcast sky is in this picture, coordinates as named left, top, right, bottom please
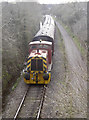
left=0, top=0, right=88, bottom=3
left=38, top=0, right=88, bottom=4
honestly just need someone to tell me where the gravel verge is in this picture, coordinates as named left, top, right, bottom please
left=2, top=76, right=28, bottom=118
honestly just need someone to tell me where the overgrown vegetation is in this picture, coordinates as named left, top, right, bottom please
left=12, top=76, right=22, bottom=91
left=2, top=2, right=42, bottom=94
left=58, top=19, right=86, bottom=58
left=50, top=2, right=87, bottom=44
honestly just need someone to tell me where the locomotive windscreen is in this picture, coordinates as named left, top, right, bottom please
left=31, top=59, right=43, bottom=71
left=31, top=59, right=36, bottom=71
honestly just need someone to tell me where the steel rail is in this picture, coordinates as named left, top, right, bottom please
left=13, top=85, right=46, bottom=120
left=14, top=86, right=29, bottom=120
left=36, top=85, right=46, bottom=120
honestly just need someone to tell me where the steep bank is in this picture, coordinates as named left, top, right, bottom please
left=2, top=2, right=42, bottom=94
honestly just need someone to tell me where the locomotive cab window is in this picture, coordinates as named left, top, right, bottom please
left=30, top=45, right=37, bottom=49
left=31, top=59, right=43, bottom=71
left=37, top=44, right=51, bottom=49
left=29, top=44, right=52, bottom=50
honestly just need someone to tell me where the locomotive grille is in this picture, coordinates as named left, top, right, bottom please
left=31, top=59, right=43, bottom=71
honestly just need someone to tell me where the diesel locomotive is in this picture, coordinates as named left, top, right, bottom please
left=23, top=15, right=55, bottom=84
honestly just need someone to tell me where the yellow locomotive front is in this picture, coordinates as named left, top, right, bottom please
left=23, top=41, right=52, bottom=84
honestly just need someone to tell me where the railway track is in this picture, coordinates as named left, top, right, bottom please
left=36, top=85, right=46, bottom=120
left=14, top=85, right=46, bottom=119
left=14, top=86, right=29, bottom=119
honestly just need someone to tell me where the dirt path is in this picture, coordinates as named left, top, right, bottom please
left=56, top=22, right=87, bottom=118
left=56, top=21, right=87, bottom=92
left=57, top=22, right=87, bottom=117
left=41, top=22, right=87, bottom=118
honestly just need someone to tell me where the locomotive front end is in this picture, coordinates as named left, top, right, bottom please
left=23, top=41, right=52, bottom=84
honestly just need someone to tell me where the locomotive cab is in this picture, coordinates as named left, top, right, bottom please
left=29, top=41, right=52, bottom=53
left=23, top=41, right=52, bottom=84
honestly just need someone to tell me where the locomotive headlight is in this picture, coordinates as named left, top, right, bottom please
left=43, top=72, right=49, bottom=80
left=23, top=70, right=30, bottom=80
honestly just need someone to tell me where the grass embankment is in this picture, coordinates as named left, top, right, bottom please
left=58, top=19, right=86, bottom=58
left=2, top=2, right=42, bottom=99
left=56, top=26, right=68, bottom=81
left=12, top=76, right=22, bottom=91
left=56, top=26, right=75, bottom=117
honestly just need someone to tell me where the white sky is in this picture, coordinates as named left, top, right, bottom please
left=38, top=0, right=88, bottom=4
left=0, top=0, right=88, bottom=3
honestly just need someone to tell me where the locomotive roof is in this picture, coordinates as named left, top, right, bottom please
left=29, top=41, right=52, bottom=45
left=34, top=15, right=55, bottom=39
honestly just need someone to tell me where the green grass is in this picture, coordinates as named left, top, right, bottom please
left=12, top=76, right=21, bottom=91
left=72, top=35, right=85, bottom=56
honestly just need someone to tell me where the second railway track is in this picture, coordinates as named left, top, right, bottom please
left=14, top=85, right=46, bottom=120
